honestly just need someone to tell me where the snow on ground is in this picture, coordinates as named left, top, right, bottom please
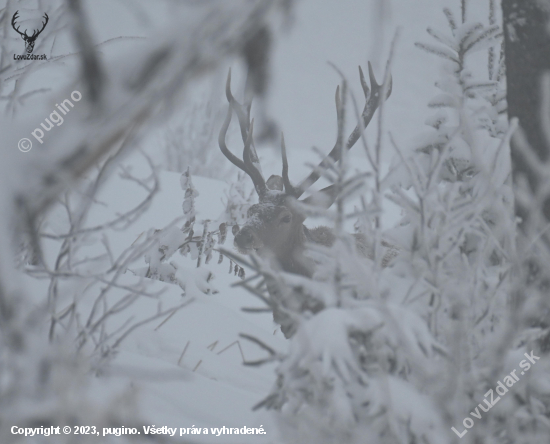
left=25, top=163, right=287, bottom=442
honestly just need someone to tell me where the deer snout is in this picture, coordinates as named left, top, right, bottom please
left=234, top=227, right=263, bottom=252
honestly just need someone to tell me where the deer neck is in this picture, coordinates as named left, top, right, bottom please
left=275, top=223, right=315, bottom=277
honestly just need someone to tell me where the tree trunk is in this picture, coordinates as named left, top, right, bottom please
left=502, top=0, right=550, bottom=224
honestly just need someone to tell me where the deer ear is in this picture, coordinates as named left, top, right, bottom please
left=266, top=175, right=284, bottom=191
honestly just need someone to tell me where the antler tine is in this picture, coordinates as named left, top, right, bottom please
left=218, top=103, right=249, bottom=173
left=368, top=61, right=392, bottom=100
left=367, top=61, right=379, bottom=90
left=243, top=118, right=254, bottom=166
left=295, top=61, right=392, bottom=198
left=32, top=13, right=50, bottom=37
left=225, top=67, right=235, bottom=103
left=11, top=11, right=25, bottom=36
left=243, top=119, right=267, bottom=196
left=280, top=133, right=298, bottom=197
left=220, top=70, right=252, bottom=172
left=386, top=73, right=393, bottom=99
left=220, top=70, right=267, bottom=197
left=225, top=68, right=251, bottom=144
left=359, top=65, right=369, bottom=99
left=334, top=85, right=342, bottom=123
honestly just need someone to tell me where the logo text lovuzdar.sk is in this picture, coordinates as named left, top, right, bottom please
left=11, top=10, right=49, bottom=60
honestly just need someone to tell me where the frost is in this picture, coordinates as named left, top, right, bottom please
left=428, top=93, right=459, bottom=109
left=425, top=110, right=448, bottom=129
left=4, top=1, right=549, bottom=443
left=415, top=42, right=459, bottom=63
left=426, top=26, right=458, bottom=51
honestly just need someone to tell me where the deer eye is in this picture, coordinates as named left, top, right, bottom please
left=280, top=214, right=291, bottom=224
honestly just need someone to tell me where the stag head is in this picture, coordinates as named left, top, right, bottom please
left=219, top=65, right=391, bottom=274
left=12, top=11, right=49, bottom=54
left=234, top=185, right=304, bottom=258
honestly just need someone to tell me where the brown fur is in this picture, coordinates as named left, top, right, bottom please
left=264, top=223, right=398, bottom=338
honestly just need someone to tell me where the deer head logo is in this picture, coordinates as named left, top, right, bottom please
left=12, top=11, right=49, bottom=54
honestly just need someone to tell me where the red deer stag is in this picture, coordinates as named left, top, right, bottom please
left=219, top=64, right=395, bottom=281
left=219, top=65, right=396, bottom=337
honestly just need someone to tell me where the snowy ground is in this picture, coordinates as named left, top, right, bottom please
left=23, top=165, right=287, bottom=442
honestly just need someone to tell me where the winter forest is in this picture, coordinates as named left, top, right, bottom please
left=2, top=0, right=550, bottom=442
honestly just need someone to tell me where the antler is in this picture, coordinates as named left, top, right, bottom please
left=280, top=133, right=299, bottom=197
left=218, top=69, right=267, bottom=196
left=31, top=13, right=49, bottom=39
left=287, top=62, right=392, bottom=199
left=11, top=11, right=49, bottom=39
left=11, top=11, right=25, bottom=37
